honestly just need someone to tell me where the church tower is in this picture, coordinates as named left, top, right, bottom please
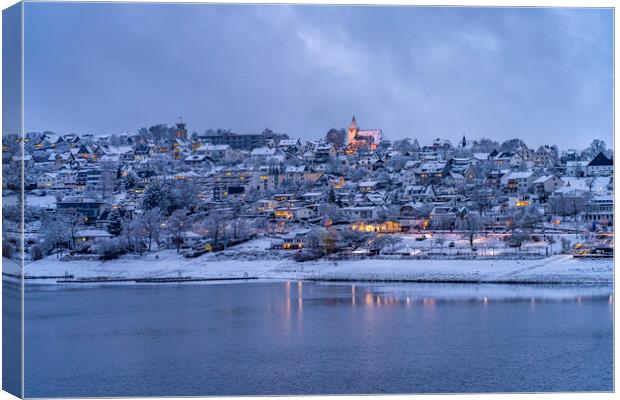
left=175, top=117, right=187, bottom=139
left=347, top=115, right=359, bottom=145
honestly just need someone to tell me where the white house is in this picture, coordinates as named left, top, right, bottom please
left=566, top=160, right=589, bottom=177
left=587, top=153, right=613, bottom=177
left=37, top=173, right=57, bottom=189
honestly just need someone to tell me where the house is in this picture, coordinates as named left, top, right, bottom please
left=534, top=145, right=558, bottom=167
left=57, top=196, right=107, bottom=223
left=194, top=144, right=236, bottom=162
left=184, top=154, right=212, bottom=166
left=37, top=173, right=57, bottom=189
left=133, top=144, right=153, bottom=161
left=283, top=165, right=306, bottom=184
left=587, top=152, right=613, bottom=177
left=301, top=192, right=325, bottom=204
left=273, top=206, right=315, bottom=221
left=584, top=195, right=613, bottom=225
left=500, top=171, right=536, bottom=193
left=400, top=160, right=420, bottom=185
left=47, top=152, right=75, bottom=166
left=491, top=151, right=527, bottom=167
left=472, top=153, right=490, bottom=162
left=358, top=181, right=382, bottom=193
left=277, top=138, right=302, bottom=153
left=272, top=228, right=312, bottom=250
left=256, top=199, right=279, bottom=213
left=396, top=185, right=435, bottom=203
left=532, top=175, right=564, bottom=194
left=449, top=159, right=477, bottom=181
left=75, top=229, right=113, bottom=243
left=444, top=172, right=466, bottom=186
left=314, top=143, right=337, bottom=163
left=351, top=221, right=401, bottom=233
left=249, top=147, right=284, bottom=162
left=566, top=160, right=589, bottom=177
left=178, top=231, right=209, bottom=249
left=56, top=169, right=78, bottom=189
left=251, top=168, right=280, bottom=192
left=414, top=161, right=449, bottom=185
left=340, top=206, right=380, bottom=222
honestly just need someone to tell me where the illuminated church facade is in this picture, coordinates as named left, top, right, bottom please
left=347, top=116, right=382, bottom=152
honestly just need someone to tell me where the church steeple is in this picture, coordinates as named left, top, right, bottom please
left=461, top=134, right=466, bottom=148
left=347, top=115, right=359, bottom=145
left=175, top=116, right=187, bottom=139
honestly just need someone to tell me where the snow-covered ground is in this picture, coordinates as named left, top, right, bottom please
left=3, top=193, right=58, bottom=209
left=10, top=249, right=613, bottom=285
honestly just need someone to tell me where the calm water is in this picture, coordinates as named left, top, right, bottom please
left=22, top=281, right=613, bottom=397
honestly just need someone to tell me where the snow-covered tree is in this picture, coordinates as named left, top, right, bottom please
left=518, top=206, right=543, bottom=233
left=107, top=209, right=123, bottom=236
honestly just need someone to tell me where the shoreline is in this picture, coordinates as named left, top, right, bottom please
left=4, top=253, right=614, bottom=286
left=3, top=274, right=613, bottom=286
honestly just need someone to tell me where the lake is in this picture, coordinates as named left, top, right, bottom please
left=20, top=281, right=613, bottom=397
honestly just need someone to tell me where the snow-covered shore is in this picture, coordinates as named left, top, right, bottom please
left=5, top=251, right=613, bottom=285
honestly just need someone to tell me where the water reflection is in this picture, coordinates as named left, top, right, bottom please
left=282, top=281, right=304, bottom=335
left=276, top=281, right=611, bottom=337
left=304, top=283, right=613, bottom=309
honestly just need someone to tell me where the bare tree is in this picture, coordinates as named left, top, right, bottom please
left=138, top=208, right=164, bottom=251
left=435, top=237, right=447, bottom=253
left=382, top=235, right=403, bottom=253
left=121, top=216, right=144, bottom=254
left=458, top=212, right=484, bottom=248
left=55, top=212, right=86, bottom=251
left=202, top=211, right=229, bottom=246
left=167, top=208, right=189, bottom=252
left=318, top=203, right=342, bottom=225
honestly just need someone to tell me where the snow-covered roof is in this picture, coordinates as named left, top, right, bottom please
left=184, top=154, right=209, bottom=161
left=358, top=181, right=379, bottom=187
left=278, top=139, right=300, bottom=146
left=533, top=175, right=559, bottom=184
left=100, top=154, right=120, bottom=162
left=503, top=171, right=534, bottom=180
left=285, top=166, right=305, bottom=173
left=76, top=229, right=113, bottom=238
left=250, top=147, right=277, bottom=156
left=196, top=144, right=231, bottom=152
left=472, top=152, right=490, bottom=160
left=416, top=161, right=447, bottom=173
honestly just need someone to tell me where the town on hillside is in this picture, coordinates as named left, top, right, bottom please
left=2, top=116, right=614, bottom=265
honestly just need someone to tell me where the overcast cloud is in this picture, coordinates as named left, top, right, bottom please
left=23, top=3, right=613, bottom=149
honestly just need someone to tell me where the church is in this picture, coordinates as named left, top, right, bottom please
left=347, top=116, right=382, bottom=152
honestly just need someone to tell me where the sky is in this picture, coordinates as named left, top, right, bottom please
left=22, top=3, right=613, bottom=149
